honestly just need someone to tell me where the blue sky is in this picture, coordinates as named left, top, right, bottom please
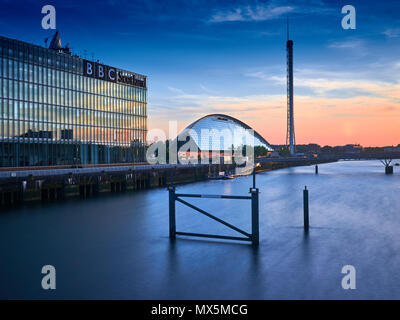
left=1, top=0, right=399, bottom=145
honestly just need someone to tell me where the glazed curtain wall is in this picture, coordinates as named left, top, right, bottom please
left=0, top=36, right=147, bottom=166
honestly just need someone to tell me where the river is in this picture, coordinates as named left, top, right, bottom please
left=1, top=160, right=399, bottom=299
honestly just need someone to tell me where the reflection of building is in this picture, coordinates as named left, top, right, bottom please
left=0, top=33, right=147, bottom=167
left=176, top=114, right=274, bottom=163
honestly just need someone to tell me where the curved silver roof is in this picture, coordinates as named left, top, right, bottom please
left=178, top=114, right=273, bottom=151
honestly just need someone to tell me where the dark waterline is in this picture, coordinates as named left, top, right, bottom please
left=1, top=160, right=399, bottom=299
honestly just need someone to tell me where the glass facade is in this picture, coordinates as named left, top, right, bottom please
left=0, top=35, right=147, bottom=167
left=179, top=114, right=273, bottom=151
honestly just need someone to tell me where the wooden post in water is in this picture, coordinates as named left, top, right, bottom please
left=251, top=188, right=259, bottom=246
left=303, top=186, right=309, bottom=232
left=252, top=164, right=256, bottom=189
left=168, top=186, right=176, bottom=240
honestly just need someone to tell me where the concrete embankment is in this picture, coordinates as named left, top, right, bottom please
left=0, top=159, right=334, bottom=207
left=0, top=163, right=233, bottom=207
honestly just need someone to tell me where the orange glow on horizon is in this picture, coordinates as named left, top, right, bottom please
left=148, top=84, right=400, bottom=147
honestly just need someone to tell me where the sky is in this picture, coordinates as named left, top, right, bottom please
left=0, top=0, right=399, bottom=146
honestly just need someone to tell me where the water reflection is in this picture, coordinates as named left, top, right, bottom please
left=0, top=160, right=399, bottom=299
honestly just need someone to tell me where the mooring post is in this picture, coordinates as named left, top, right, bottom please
left=303, top=186, right=309, bottom=232
left=169, top=167, right=174, bottom=186
left=252, top=164, right=256, bottom=189
left=385, top=165, right=393, bottom=174
left=169, top=186, right=176, bottom=240
left=251, top=188, right=259, bottom=246
left=315, top=164, right=318, bottom=175
left=382, top=159, right=394, bottom=174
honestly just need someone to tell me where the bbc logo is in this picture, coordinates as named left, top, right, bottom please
left=83, top=60, right=117, bottom=83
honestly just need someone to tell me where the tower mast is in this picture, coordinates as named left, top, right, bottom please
left=286, top=17, right=295, bottom=156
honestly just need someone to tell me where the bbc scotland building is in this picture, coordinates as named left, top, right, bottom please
left=0, top=33, right=147, bottom=167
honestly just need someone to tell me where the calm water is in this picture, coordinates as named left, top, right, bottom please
left=1, top=160, right=400, bottom=299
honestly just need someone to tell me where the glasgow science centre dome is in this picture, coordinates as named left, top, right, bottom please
left=177, top=114, right=274, bottom=152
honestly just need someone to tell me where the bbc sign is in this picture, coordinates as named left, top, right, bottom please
left=83, top=60, right=116, bottom=82
left=83, top=60, right=146, bottom=88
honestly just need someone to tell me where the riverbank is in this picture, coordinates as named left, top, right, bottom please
left=0, top=159, right=335, bottom=208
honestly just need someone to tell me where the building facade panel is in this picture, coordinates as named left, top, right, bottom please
left=0, top=35, right=147, bottom=167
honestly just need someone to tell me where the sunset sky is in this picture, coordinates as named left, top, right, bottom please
left=1, top=0, right=399, bottom=146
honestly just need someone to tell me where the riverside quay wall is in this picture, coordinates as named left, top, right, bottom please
left=0, top=158, right=334, bottom=207
left=0, top=163, right=234, bottom=206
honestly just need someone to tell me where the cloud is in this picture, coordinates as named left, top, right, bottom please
left=245, top=60, right=400, bottom=102
left=383, top=28, right=400, bottom=38
left=323, top=88, right=382, bottom=99
left=208, top=0, right=338, bottom=23
left=199, top=84, right=217, bottom=94
left=210, top=8, right=245, bottom=23
left=321, top=104, right=336, bottom=108
left=151, top=85, right=285, bottom=121
left=245, top=71, right=276, bottom=81
left=328, top=39, right=365, bottom=49
left=167, top=86, right=185, bottom=94
left=210, top=4, right=294, bottom=23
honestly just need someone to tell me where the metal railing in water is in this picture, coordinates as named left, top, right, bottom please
left=168, top=166, right=260, bottom=246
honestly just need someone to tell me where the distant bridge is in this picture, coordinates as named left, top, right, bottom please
left=256, top=153, right=400, bottom=164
